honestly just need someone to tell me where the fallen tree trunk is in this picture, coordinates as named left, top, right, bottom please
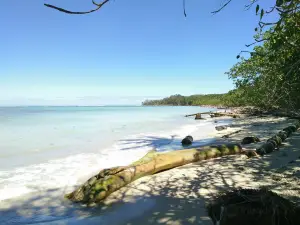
left=210, top=112, right=240, bottom=118
left=185, top=111, right=212, bottom=117
left=256, top=120, right=300, bottom=156
left=185, top=112, right=240, bottom=118
left=65, top=144, right=242, bottom=204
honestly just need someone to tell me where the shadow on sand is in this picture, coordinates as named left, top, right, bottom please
left=1, top=129, right=300, bottom=225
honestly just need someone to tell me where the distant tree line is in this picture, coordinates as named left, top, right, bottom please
left=142, top=94, right=227, bottom=106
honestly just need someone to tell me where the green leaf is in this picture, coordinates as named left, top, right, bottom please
left=256, top=5, right=259, bottom=15
left=276, top=0, right=283, bottom=7
left=236, top=55, right=240, bottom=59
left=260, top=9, right=264, bottom=20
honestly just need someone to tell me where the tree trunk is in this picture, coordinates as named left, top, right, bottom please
left=65, top=144, right=242, bottom=204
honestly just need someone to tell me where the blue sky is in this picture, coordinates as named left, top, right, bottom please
left=1, top=0, right=273, bottom=105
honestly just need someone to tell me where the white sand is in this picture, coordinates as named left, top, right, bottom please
left=1, top=115, right=300, bottom=225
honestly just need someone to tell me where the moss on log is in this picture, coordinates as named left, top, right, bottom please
left=65, top=144, right=242, bottom=204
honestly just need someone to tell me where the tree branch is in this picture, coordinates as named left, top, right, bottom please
left=244, top=0, right=258, bottom=11
left=44, top=0, right=111, bottom=14
left=211, top=0, right=233, bottom=14
left=183, top=0, right=187, bottom=17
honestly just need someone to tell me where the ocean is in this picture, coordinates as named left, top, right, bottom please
left=0, top=106, right=228, bottom=224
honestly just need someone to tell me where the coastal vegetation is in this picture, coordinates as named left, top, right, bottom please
left=142, top=94, right=226, bottom=106
left=225, top=0, right=300, bottom=110
left=141, top=0, right=300, bottom=109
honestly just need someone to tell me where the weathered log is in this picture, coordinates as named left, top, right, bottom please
left=185, top=111, right=212, bottom=117
left=256, top=120, right=300, bottom=156
left=267, top=135, right=282, bottom=147
left=283, top=127, right=293, bottom=137
left=181, top=135, right=193, bottom=146
left=278, top=131, right=288, bottom=141
left=256, top=142, right=275, bottom=155
left=186, top=112, right=240, bottom=118
left=195, top=113, right=205, bottom=120
left=185, top=113, right=198, bottom=117
left=65, top=144, right=242, bottom=204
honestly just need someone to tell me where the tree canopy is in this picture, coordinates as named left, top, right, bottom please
left=226, top=0, right=300, bottom=109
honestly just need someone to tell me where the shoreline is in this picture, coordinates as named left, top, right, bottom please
left=1, top=113, right=300, bottom=224
left=97, top=115, right=300, bottom=225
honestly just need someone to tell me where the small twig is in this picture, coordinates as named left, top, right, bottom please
left=244, top=0, right=258, bottom=11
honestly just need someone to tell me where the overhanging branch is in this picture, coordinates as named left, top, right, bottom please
left=44, top=0, right=111, bottom=14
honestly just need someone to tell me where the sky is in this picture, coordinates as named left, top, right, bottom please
left=0, top=0, right=274, bottom=106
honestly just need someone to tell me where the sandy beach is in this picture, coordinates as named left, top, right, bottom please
left=1, top=114, right=300, bottom=225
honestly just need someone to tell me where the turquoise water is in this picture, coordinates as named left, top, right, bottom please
left=0, top=106, right=218, bottom=202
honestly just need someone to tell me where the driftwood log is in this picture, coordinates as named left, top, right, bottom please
left=65, top=144, right=242, bottom=204
left=185, top=112, right=240, bottom=119
left=195, top=113, right=204, bottom=120
left=256, top=120, right=300, bottom=156
left=65, top=119, right=300, bottom=205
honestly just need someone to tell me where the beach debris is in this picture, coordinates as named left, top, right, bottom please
left=241, top=136, right=260, bottom=145
left=206, top=188, right=300, bottom=225
left=222, top=129, right=242, bottom=138
left=185, top=111, right=240, bottom=119
left=65, top=144, right=242, bottom=204
left=195, top=113, right=205, bottom=120
left=215, top=125, right=227, bottom=131
left=256, top=142, right=275, bottom=155
left=181, top=135, right=193, bottom=146
left=241, top=149, right=260, bottom=158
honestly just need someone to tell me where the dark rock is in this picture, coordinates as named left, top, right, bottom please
left=241, top=136, right=260, bottom=145
left=181, top=135, right=193, bottom=146
left=215, top=126, right=227, bottom=131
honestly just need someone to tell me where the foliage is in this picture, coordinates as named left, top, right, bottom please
left=226, top=0, right=300, bottom=110
left=142, top=94, right=227, bottom=106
